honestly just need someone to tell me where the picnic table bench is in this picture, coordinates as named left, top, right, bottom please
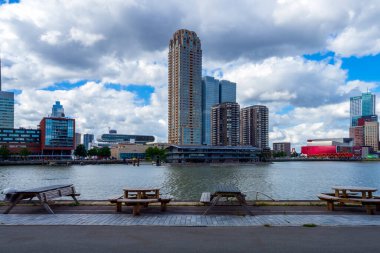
left=109, top=188, right=172, bottom=216
left=318, top=186, right=380, bottom=214
left=3, top=184, right=80, bottom=214
left=202, top=184, right=253, bottom=215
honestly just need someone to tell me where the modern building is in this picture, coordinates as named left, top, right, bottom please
left=96, top=129, right=155, bottom=147
left=301, top=138, right=355, bottom=158
left=211, top=102, right=240, bottom=146
left=0, top=58, right=14, bottom=128
left=166, top=145, right=261, bottom=163
left=75, top=133, right=82, bottom=148
left=168, top=29, right=202, bottom=145
left=83, top=133, right=94, bottom=151
left=51, top=101, right=65, bottom=118
left=201, top=76, right=237, bottom=145
left=219, top=80, right=236, bottom=103
left=349, top=92, right=378, bottom=151
left=240, top=105, right=269, bottom=148
left=273, top=142, right=291, bottom=156
left=364, top=121, right=379, bottom=151
left=0, top=128, right=41, bottom=155
left=39, top=117, right=75, bottom=159
left=202, top=76, right=220, bottom=145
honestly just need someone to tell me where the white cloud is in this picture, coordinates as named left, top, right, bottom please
left=15, top=82, right=168, bottom=142
left=69, top=28, right=105, bottom=47
left=1, top=0, right=380, bottom=148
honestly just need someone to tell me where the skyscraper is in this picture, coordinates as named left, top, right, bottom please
left=349, top=92, right=378, bottom=151
left=240, top=105, right=269, bottom=148
left=201, top=76, right=237, bottom=145
left=211, top=102, right=240, bottom=146
left=83, top=133, right=94, bottom=151
left=51, top=101, right=65, bottom=117
left=168, top=29, right=202, bottom=145
left=0, top=58, right=14, bottom=128
left=202, top=76, right=221, bottom=145
left=219, top=80, right=236, bottom=103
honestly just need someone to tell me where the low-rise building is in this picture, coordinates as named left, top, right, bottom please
left=166, top=145, right=261, bottom=163
left=272, top=142, right=291, bottom=156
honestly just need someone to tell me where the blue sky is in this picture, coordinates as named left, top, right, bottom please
left=1, top=0, right=379, bottom=148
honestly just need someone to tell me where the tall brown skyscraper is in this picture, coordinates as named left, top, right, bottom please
left=168, top=29, right=202, bottom=145
left=211, top=102, right=240, bottom=146
left=240, top=105, right=269, bottom=148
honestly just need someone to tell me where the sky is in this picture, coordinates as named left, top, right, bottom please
left=1, top=0, right=380, bottom=151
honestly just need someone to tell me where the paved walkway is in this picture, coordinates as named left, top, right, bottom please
left=2, top=213, right=380, bottom=226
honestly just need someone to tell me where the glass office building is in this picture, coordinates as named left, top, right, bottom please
left=219, top=80, right=236, bottom=103
left=0, top=128, right=40, bottom=143
left=350, top=92, right=376, bottom=127
left=51, top=101, right=65, bottom=117
left=202, top=76, right=237, bottom=145
left=0, top=91, right=14, bottom=128
left=40, top=117, right=75, bottom=158
left=202, top=76, right=220, bottom=145
left=83, top=133, right=94, bottom=150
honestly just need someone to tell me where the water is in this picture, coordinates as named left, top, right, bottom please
left=1, top=161, right=380, bottom=200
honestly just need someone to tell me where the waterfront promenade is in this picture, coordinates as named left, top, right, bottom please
left=2, top=203, right=380, bottom=252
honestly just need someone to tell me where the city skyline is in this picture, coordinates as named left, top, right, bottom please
left=1, top=1, right=380, bottom=150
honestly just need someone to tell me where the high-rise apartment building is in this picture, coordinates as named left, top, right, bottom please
left=364, top=121, right=379, bottom=151
left=349, top=92, right=378, bottom=151
left=0, top=58, right=14, bottom=129
left=211, top=102, right=240, bottom=146
left=240, top=105, right=269, bottom=148
left=168, top=29, right=202, bottom=145
left=51, top=101, right=65, bottom=117
left=201, top=76, right=237, bottom=145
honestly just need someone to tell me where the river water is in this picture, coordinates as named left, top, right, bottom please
left=1, top=161, right=380, bottom=200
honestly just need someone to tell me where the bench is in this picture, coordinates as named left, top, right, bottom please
left=318, top=193, right=380, bottom=214
left=111, top=196, right=172, bottom=215
left=3, top=184, right=80, bottom=214
left=200, top=192, right=211, bottom=205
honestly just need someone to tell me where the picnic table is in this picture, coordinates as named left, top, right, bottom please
left=332, top=186, right=377, bottom=199
left=318, top=186, right=380, bottom=214
left=3, top=184, right=80, bottom=214
left=110, top=187, right=171, bottom=215
left=202, top=184, right=253, bottom=215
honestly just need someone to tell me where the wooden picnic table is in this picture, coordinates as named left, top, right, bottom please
left=3, top=184, right=80, bottom=214
left=332, top=186, right=377, bottom=199
left=123, top=187, right=160, bottom=199
left=203, top=184, right=253, bottom=215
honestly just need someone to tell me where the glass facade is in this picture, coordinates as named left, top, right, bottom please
left=201, top=76, right=237, bottom=145
left=0, top=91, right=14, bottom=128
left=219, top=80, right=236, bottom=103
left=0, top=128, right=40, bottom=143
left=98, top=134, right=154, bottom=145
left=44, top=118, right=74, bottom=147
left=202, top=76, right=220, bottom=145
left=83, top=134, right=94, bottom=150
left=51, top=101, right=65, bottom=117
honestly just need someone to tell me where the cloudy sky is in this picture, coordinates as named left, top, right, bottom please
left=1, top=0, right=379, bottom=150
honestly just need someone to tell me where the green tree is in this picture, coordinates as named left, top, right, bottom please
left=87, top=147, right=99, bottom=157
left=74, top=144, right=87, bottom=158
left=145, top=146, right=166, bottom=161
left=19, top=148, right=31, bottom=160
left=0, top=145, right=11, bottom=160
left=98, top=147, right=111, bottom=158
